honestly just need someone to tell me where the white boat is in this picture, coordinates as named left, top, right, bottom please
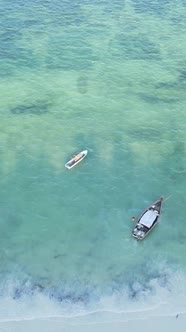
left=132, top=197, right=163, bottom=240
left=65, top=150, right=88, bottom=169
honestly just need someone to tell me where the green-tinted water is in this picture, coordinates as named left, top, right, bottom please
left=0, top=0, right=186, bottom=323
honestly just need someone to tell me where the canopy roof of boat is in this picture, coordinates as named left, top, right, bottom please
left=139, top=209, right=158, bottom=228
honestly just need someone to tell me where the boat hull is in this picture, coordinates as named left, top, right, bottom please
left=65, top=150, right=88, bottom=169
left=132, top=197, right=163, bottom=240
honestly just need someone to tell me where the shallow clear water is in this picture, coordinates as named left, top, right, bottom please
left=0, top=0, right=186, bottom=330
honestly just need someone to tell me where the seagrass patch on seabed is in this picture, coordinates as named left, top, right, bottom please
left=10, top=103, right=49, bottom=115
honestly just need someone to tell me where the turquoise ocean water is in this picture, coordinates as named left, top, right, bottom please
left=0, top=0, right=186, bottom=330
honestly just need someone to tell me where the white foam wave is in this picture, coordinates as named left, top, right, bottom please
left=0, top=268, right=186, bottom=326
